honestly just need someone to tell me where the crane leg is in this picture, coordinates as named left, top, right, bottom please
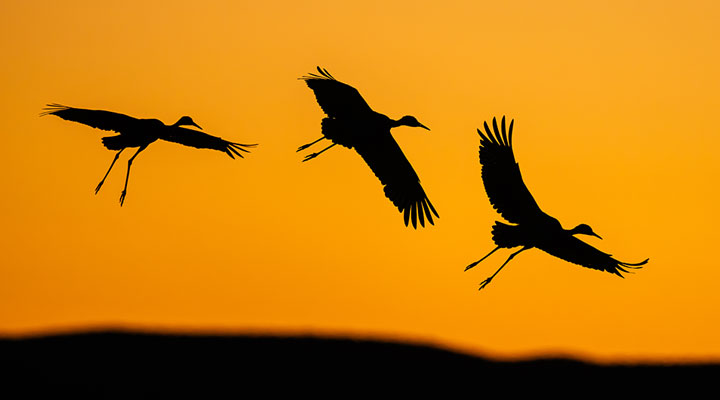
left=297, top=137, right=325, bottom=152
left=302, top=143, right=336, bottom=162
left=478, top=246, right=530, bottom=291
left=119, top=145, right=147, bottom=206
left=465, top=246, right=501, bottom=271
left=95, top=149, right=124, bottom=194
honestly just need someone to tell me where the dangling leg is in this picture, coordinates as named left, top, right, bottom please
left=479, top=246, right=530, bottom=291
left=119, top=145, right=147, bottom=206
left=95, top=149, right=124, bottom=194
left=302, top=143, right=336, bottom=162
left=297, top=137, right=326, bottom=152
left=465, top=246, right=501, bottom=271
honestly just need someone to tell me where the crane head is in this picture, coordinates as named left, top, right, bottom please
left=174, top=116, right=203, bottom=130
left=397, top=115, right=430, bottom=131
left=571, top=224, right=602, bottom=240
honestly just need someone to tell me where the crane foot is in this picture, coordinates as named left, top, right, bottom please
left=478, top=277, right=493, bottom=291
left=302, top=153, right=318, bottom=162
left=119, top=190, right=127, bottom=206
left=95, top=181, right=105, bottom=194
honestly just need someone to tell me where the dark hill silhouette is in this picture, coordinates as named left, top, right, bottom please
left=1, top=330, right=717, bottom=397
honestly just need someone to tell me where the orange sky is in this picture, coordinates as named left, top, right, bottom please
left=1, top=0, right=719, bottom=362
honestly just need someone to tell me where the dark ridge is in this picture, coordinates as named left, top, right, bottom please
left=1, top=330, right=717, bottom=397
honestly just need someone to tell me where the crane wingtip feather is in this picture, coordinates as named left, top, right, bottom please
left=301, top=67, right=335, bottom=82
left=421, top=198, right=435, bottom=226
left=509, top=119, right=514, bottom=145
left=614, top=258, right=648, bottom=277
left=39, top=103, right=69, bottom=117
left=416, top=201, right=425, bottom=227
left=623, top=258, right=649, bottom=268
left=321, top=67, right=335, bottom=79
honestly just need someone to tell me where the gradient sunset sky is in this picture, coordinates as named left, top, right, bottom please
left=2, top=0, right=719, bottom=362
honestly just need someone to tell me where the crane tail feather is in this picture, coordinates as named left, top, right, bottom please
left=491, top=222, right=524, bottom=248
left=101, top=136, right=127, bottom=151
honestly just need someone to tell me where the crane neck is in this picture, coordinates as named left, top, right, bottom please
left=389, top=118, right=404, bottom=128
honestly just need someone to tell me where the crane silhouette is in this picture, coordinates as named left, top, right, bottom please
left=41, top=104, right=257, bottom=206
left=466, top=116, right=648, bottom=290
left=298, top=67, right=439, bottom=228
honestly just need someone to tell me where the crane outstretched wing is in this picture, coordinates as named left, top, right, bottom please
left=41, top=104, right=140, bottom=134
left=354, top=130, right=439, bottom=228
left=301, top=67, right=373, bottom=118
left=478, top=116, right=544, bottom=224
left=163, top=127, right=257, bottom=159
left=537, top=235, right=649, bottom=277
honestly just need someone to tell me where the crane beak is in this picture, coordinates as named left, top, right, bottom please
left=191, top=122, right=203, bottom=130
left=591, top=232, right=603, bottom=240
left=418, top=123, right=430, bottom=131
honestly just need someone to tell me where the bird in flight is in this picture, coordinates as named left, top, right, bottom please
left=298, top=67, right=438, bottom=228
left=41, top=104, right=257, bottom=206
left=466, top=116, right=648, bottom=290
